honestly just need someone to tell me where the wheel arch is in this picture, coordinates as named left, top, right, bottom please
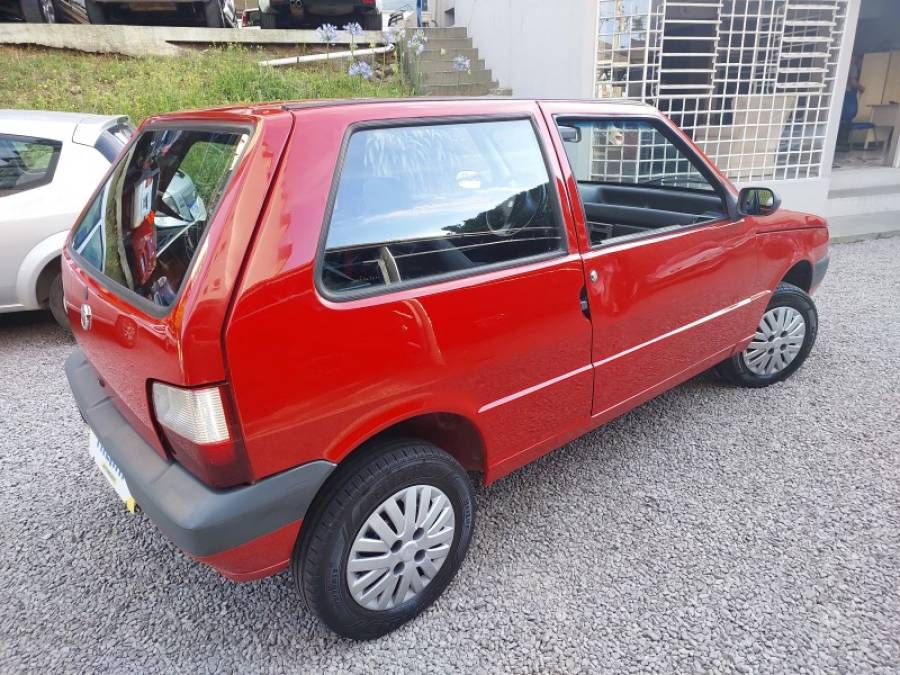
left=329, top=410, right=487, bottom=479
left=780, top=259, right=813, bottom=293
left=15, top=231, right=67, bottom=310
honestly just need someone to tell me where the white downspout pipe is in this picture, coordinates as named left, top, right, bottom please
left=259, top=44, right=394, bottom=67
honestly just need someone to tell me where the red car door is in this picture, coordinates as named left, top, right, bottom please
left=541, top=102, right=763, bottom=422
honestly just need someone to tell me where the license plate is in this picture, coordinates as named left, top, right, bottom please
left=88, top=431, right=136, bottom=513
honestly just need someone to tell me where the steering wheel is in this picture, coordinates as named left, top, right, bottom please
left=485, top=184, right=547, bottom=236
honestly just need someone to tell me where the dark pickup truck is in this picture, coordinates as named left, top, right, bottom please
left=258, top=0, right=381, bottom=29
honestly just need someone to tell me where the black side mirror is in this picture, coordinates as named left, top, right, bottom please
left=738, top=187, right=781, bottom=217
left=558, top=125, right=582, bottom=143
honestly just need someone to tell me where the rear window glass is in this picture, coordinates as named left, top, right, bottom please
left=322, top=119, right=563, bottom=295
left=71, top=127, right=249, bottom=309
left=0, top=134, right=62, bottom=196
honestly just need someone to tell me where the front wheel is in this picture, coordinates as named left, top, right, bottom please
left=293, top=439, right=475, bottom=639
left=717, top=282, right=818, bottom=387
left=20, top=0, right=56, bottom=21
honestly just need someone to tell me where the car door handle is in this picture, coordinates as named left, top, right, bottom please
left=579, top=286, right=591, bottom=320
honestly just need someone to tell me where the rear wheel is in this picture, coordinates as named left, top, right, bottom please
left=717, top=282, right=817, bottom=387
left=20, top=0, right=55, bottom=21
left=294, top=439, right=475, bottom=639
left=48, top=272, right=70, bottom=332
left=361, top=11, right=381, bottom=30
left=202, top=0, right=225, bottom=27
left=259, top=8, right=282, bottom=28
left=84, top=0, right=107, bottom=23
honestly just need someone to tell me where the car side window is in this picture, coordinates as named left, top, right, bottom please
left=321, top=119, right=564, bottom=295
left=557, top=118, right=727, bottom=247
left=0, top=134, right=62, bottom=197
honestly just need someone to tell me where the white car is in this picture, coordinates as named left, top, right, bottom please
left=0, top=110, right=132, bottom=328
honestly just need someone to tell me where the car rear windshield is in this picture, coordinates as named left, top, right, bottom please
left=71, top=126, right=249, bottom=309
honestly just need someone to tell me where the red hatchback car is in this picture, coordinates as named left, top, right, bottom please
left=63, top=98, right=829, bottom=639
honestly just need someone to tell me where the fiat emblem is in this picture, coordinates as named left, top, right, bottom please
left=80, top=303, right=93, bottom=331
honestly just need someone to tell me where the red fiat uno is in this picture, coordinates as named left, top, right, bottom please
left=64, top=99, right=829, bottom=639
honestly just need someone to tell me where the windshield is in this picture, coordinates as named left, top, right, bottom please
left=71, top=127, right=249, bottom=309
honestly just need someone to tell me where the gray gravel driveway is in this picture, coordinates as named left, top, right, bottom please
left=1, top=239, right=899, bottom=674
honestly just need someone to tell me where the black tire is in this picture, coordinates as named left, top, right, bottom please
left=20, top=0, right=55, bottom=21
left=717, top=282, right=818, bottom=388
left=48, top=272, right=70, bottom=332
left=294, top=439, right=475, bottom=640
left=259, top=9, right=282, bottom=28
left=84, top=0, right=106, bottom=23
left=361, top=10, right=381, bottom=30
left=202, top=0, right=224, bottom=27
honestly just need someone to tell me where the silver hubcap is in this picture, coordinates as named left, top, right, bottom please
left=346, top=485, right=455, bottom=611
left=743, top=306, right=806, bottom=375
left=41, top=0, right=54, bottom=20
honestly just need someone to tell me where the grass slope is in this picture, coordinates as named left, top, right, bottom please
left=0, top=46, right=408, bottom=124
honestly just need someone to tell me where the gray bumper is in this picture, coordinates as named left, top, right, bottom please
left=812, top=254, right=829, bottom=291
left=65, top=350, right=335, bottom=557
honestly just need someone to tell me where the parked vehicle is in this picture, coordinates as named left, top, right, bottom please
left=63, top=99, right=829, bottom=639
left=0, top=0, right=87, bottom=22
left=84, top=0, right=234, bottom=27
left=0, top=110, right=131, bottom=328
left=259, top=0, right=380, bottom=29
left=239, top=5, right=259, bottom=27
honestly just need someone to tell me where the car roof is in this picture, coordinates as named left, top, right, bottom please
left=143, top=98, right=658, bottom=125
left=0, top=110, right=128, bottom=144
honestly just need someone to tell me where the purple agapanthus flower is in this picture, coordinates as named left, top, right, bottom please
left=348, top=59, right=373, bottom=80
left=382, top=28, right=396, bottom=44
left=452, top=54, right=471, bottom=72
left=344, top=21, right=364, bottom=38
left=316, top=23, right=339, bottom=45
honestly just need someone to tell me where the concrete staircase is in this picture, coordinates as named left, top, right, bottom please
left=826, top=167, right=900, bottom=242
left=408, top=27, right=510, bottom=96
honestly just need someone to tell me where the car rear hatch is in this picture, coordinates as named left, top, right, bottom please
left=63, top=108, right=293, bottom=487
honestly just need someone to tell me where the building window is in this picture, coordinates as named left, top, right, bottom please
left=596, top=0, right=848, bottom=181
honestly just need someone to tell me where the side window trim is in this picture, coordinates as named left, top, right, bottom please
left=552, top=114, right=739, bottom=250
left=0, top=133, right=63, bottom=197
left=315, top=114, right=570, bottom=303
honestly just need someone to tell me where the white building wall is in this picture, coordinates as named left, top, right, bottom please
left=450, top=0, right=598, bottom=99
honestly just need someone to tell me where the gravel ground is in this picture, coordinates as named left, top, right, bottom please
left=1, top=239, right=899, bottom=674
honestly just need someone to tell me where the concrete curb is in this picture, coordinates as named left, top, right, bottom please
left=831, top=229, right=900, bottom=244
left=0, top=24, right=384, bottom=58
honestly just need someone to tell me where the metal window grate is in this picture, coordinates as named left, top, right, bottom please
left=595, top=0, right=847, bottom=182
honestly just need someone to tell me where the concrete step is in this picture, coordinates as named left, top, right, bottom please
left=420, top=69, right=494, bottom=85
left=422, top=82, right=498, bottom=96
left=420, top=37, right=473, bottom=51
left=828, top=210, right=900, bottom=243
left=825, top=184, right=900, bottom=218
left=419, top=47, right=479, bottom=61
left=419, top=26, right=468, bottom=38
left=829, top=166, right=900, bottom=191
left=415, top=57, right=486, bottom=73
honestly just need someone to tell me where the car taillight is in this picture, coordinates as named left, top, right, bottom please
left=151, top=381, right=252, bottom=488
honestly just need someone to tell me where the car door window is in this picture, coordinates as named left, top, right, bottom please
left=0, top=134, right=62, bottom=197
left=321, top=119, right=564, bottom=296
left=556, top=118, right=727, bottom=247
